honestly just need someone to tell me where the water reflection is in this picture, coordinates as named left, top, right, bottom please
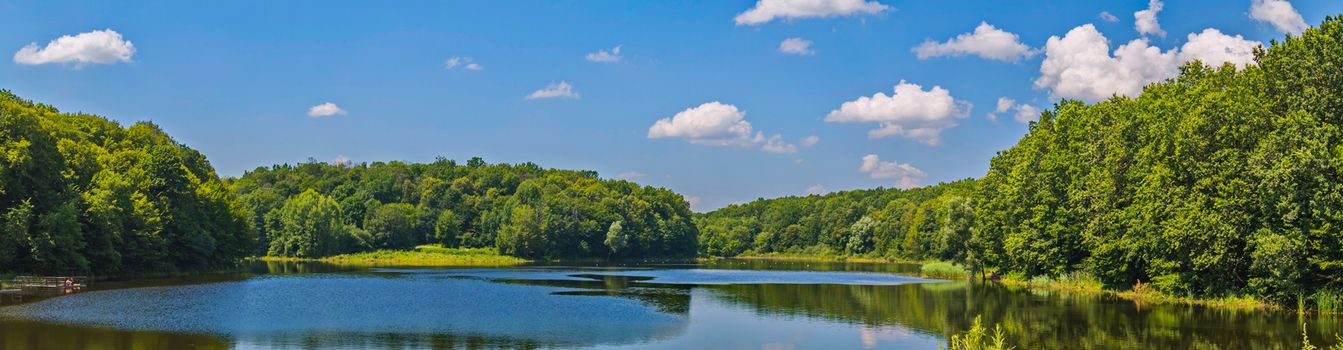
left=0, top=260, right=1337, bottom=349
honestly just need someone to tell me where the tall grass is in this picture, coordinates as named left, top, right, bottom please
left=941, top=316, right=1012, bottom=350
left=1311, top=290, right=1342, bottom=313
left=1026, top=272, right=1103, bottom=293
left=310, top=245, right=528, bottom=267
left=921, top=261, right=968, bottom=279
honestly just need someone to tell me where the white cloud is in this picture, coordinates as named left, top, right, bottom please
left=1134, top=0, right=1166, bottom=38
left=525, top=81, right=580, bottom=100
left=823, top=80, right=971, bottom=145
left=987, top=97, right=1042, bottom=123
left=734, top=0, right=891, bottom=26
left=1177, top=28, right=1261, bottom=68
left=995, top=97, right=1015, bottom=113
left=684, top=195, right=702, bottom=209
left=1035, top=24, right=1263, bottom=101
left=307, top=102, right=347, bottom=117
left=14, top=29, right=135, bottom=66
left=616, top=171, right=646, bottom=180
left=859, top=154, right=926, bottom=189
left=800, top=135, right=820, bottom=147
left=795, top=158, right=805, bottom=164
left=329, top=155, right=352, bottom=166
left=1013, top=104, right=1042, bottom=124
left=779, top=37, right=815, bottom=55
left=987, top=97, right=1013, bottom=122
left=648, top=102, right=762, bottom=147
left=807, top=184, right=826, bottom=195
left=762, top=134, right=799, bottom=153
left=1098, top=11, right=1119, bottom=23
left=445, top=56, right=483, bottom=71
left=1250, top=0, right=1308, bottom=35
left=913, top=22, right=1035, bottom=62
left=586, top=46, right=623, bottom=63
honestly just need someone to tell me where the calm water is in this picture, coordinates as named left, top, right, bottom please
left=0, top=260, right=1337, bottom=349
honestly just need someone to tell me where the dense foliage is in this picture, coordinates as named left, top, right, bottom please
left=700, top=16, right=1343, bottom=304
left=973, top=16, right=1343, bottom=302
left=0, top=91, right=251, bottom=275
left=696, top=179, right=977, bottom=260
left=230, top=159, right=697, bottom=260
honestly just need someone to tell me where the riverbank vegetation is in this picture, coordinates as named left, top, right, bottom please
left=697, top=17, right=1343, bottom=312
left=262, top=245, right=527, bottom=267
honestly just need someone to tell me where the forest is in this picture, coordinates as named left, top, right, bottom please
left=229, top=159, right=697, bottom=260
left=0, top=90, right=251, bottom=275
left=697, top=16, right=1343, bottom=305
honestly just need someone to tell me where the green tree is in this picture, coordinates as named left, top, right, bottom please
left=267, top=189, right=347, bottom=258
left=605, top=220, right=628, bottom=259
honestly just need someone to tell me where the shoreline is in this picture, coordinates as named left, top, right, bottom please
left=724, top=255, right=1294, bottom=313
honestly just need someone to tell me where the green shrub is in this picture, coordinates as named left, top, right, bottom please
left=922, top=261, right=968, bottom=279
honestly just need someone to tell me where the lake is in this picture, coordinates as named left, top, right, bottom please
left=0, top=260, right=1337, bottom=349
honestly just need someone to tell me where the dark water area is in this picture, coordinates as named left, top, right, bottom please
left=0, top=260, right=1337, bottom=349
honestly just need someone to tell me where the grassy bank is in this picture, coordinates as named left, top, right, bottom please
left=262, top=245, right=529, bottom=267
left=994, top=272, right=1277, bottom=312
left=724, top=253, right=903, bottom=264
left=729, top=255, right=1293, bottom=313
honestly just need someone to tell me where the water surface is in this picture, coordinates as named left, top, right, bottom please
left=0, top=260, right=1336, bottom=349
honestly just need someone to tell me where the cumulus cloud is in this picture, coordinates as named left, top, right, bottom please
left=1013, top=104, right=1042, bottom=124
left=1034, top=24, right=1262, bottom=101
left=1134, top=0, right=1166, bottom=38
left=762, top=134, right=799, bottom=153
left=683, top=195, right=702, bottom=209
left=648, top=102, right=808, bottom=153
left=823, top=80, right=971, bottom=145
left=526, top=81, right=580, bottom=100
left=14, top=29, right=135, bottom=66
left=329, top=155, right=352, bottom=166
left=807, top=184, right=826, bottom=195
left=1250, top=0, right=1308, bottom=35
left=615, top=171, right=646, bottom=180
left=779, top=37, right=816, bottom=55
left=987, top=97, right=1042, bottom=124
left=445, top=56, right=483, bottom=71
left=307, top=102, right=347, bottom=117
left=648, top=102, right=761, bottom=145
left=859, top=154, right=926, bottom=189
left=1178, top=28, right=1261, bottom=68
left=648, top=102, right=762, bottom=146
left=994, top=97, right=1015, bottom=114
left=586, top=46, right=623, bottom=63
left=913, top=22, right=1035, bottom=62
left=734, top=0, right=891, bottom=26
left=1098, top=11, right=1119, bottom=23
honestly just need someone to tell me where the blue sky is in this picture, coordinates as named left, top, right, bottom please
left=2, top=0, right=1340, bottom=211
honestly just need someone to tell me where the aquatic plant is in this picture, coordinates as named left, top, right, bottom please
left=941, top=316, right=1011, bottom=350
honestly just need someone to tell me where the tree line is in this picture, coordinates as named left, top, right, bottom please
left=0, top=91, right=251, bottom=275
left=697, top=16, right=1343, bottom=305
left=229, top=158, right=697, bottom=260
